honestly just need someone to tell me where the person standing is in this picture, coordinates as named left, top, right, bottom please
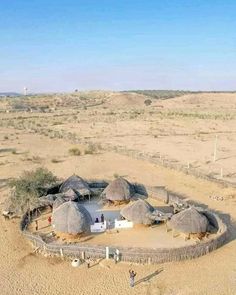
left=101, top=213, right=104, bottom=223
left=48, top=216, right=52, bottom=226
left=107, top=219, right=111, bottom=232
left=113, top=252, right=117, bottom=264
left=129, top=270, right=137, bottom=287
left=35, top=220, right=38, bottom=231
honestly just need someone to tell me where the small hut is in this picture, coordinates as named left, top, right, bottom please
left=120, top=199, right=154, bottom=225
left=59, top=175, right=92, bottom=200
left=52, top=201, right=92, bottom=236
left=168, top=207, right=209, bottom=234
left=103, top=177, right=135, bottom=204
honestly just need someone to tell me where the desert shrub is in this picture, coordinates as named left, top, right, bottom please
left=51, top=158, right=61, bottom=163
left=113, top=173, right=119, bottom=179
left=144, top=99, right=152, bottom=106
left=52, top=121, right=63, bottom=125
left=8, top=167, right=57, bottom=214
left=69, top=147, right=81, bottom=156
left=4, top=135, right=8, bottom=140
left=11, top=149, right=17, bottom=154
left=84, top=143, right=96, bottom=154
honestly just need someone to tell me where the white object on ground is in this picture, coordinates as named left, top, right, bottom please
left=90, top=221, right=107, bottom=232
left=71, top=259, right=80, bottom=267
left=115, top=219, right=133, bottom=229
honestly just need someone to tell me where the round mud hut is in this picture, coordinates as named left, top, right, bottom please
left=103, top=177, right=135, bottom=205
left=52, top=201, right=92, bottom=236
left=120, top=199, right=155, bottom=225
left=59, top=175, right=92, bottom=200
left=168, top=207, right=209, bottom=234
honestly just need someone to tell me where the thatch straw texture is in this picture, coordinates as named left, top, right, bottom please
left=53, top=195, right=67, bottom=211
left=59, top=175, right=91, bottom=197
left=168, top=207, right=209, bottom=234
left=52, top=201, right=92, bottom=234
left=103, top=177, right=135, bottom=201
left=120, top=199, right=154, bottom=225
left=63, top=188, right=78, bottom=201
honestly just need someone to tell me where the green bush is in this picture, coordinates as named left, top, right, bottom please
left=9, top=167, right=57, bottom=214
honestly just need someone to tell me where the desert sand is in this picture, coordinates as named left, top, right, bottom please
left=1, top=92, right=236, bottom=294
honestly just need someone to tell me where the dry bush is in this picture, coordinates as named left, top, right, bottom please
left=69, top=147, right=81, bottom=156
left=84, top=143, right=97, bottom=154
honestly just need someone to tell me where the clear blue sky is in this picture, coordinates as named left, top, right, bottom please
left=0, top=0, right=235, bottom=93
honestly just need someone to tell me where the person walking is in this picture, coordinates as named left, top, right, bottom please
left=129, top=269, right=137, bottom=287
left=85, top=256, right=91, bottom=269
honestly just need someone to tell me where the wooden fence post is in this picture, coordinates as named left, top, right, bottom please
left=213, top=135, right=218, bottom=162
left=106, top=247, right=109, bottom=259
left=81, top=251, right=85, bottom=260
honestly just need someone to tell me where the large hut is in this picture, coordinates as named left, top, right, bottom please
left=53, top=195, right=67, bottom=211
left=52, top=201, right=92, bottom=236
left=120, top=199, right=155, bottom=225
left=59, top=175, right=92, bottom=200
left=103, top=177, right=135, bottom=205
left=168, top=207, right=209, bottom=234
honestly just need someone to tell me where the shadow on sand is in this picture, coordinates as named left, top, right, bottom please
left=134, top=268, right=163, bottom=286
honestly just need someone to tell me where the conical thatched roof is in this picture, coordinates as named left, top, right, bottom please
left=63, top=188, right=78, bottom=201
left=59, top=175, right=91, bottom=197
left=120, top=199, right=154, bottom=225
left=168, top=207, right=209, bottom=234
left=53, top=195, right=67, bottom=211
left=52, top=201, right=92, bottom=234
left=103, top=177, right=135, bottom=201
left=38, top=193, right=57, bottom=207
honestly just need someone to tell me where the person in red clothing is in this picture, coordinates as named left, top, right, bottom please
left=48, top=216, right=52, bottom=226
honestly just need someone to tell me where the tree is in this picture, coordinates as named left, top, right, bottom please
left=144, top=99, right=152, bottom=106
left=8, top=167, right=57, bottom=215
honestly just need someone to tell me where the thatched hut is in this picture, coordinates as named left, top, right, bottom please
left=59, top=175, right=92, bottom=200
left=63, top=188, right=78, bottom=201
left=53, top=195, right=67, bottom=211
left=103, top=177, right=135, bottom=204
left=168, top=207, right=209, bottom=234
left=52, top=201, right=92, bottom=236
left=120, top=199, right=154, bottom=225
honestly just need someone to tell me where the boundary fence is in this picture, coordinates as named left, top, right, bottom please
left=20, top=184, right=228, bottom=264
left=98, top=143, right=236, bottom=188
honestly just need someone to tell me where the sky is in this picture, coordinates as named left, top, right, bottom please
left=0, top=0, right=236, bottom=93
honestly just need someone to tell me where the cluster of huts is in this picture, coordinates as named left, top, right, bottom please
left=38, top=174, right=213, bottom=240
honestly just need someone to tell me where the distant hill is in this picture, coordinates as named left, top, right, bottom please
left=124, top=90, right=236, bottom=100
left=0, top=92, right=21, bottom=97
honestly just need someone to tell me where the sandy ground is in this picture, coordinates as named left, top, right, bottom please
left=0, top=93, right=236, bottom=294
left=1, top=92, right=235, bottom=183
left=28, top=206, right=195, bottom=249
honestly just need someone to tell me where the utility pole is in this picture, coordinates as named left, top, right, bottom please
left=213, top=135, right=218, bottom=162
